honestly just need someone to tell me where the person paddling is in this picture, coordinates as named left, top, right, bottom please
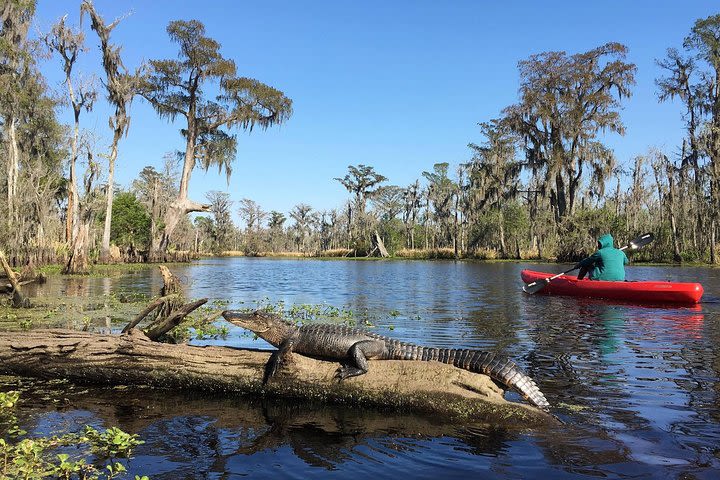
left=576, top=233, right=629, bottom=281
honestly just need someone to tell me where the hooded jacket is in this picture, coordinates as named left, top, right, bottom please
left=577, top=233, right=628, bottom=281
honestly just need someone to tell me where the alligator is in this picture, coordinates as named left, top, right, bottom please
left=222, top=310, right=550, bottom=411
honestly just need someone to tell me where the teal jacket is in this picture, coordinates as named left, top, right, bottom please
left=577, top=234, right=628, bottom=281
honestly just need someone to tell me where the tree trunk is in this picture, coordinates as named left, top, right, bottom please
left=666, top=164, right=682, bottom=262
left=67, top=106, right=81, bottom=243
left=424, top=197, right=430, bottom=250
left=151, top=198, right=210, bottom=261
left=66, top=157, right=78, bottom=243
left=0, top=250, right=30, bottom=308
left=64, top=221, right=90, bottom=274
left=711, top=217, right=717, bottom=265
left=498, top=209, right=507, bottom=258
left=371, top=231, right=389, bottom=258
left=100, top=130, right=120, bottom=263
left=0, top=329, right=553, bottom=426
left=150, top=177, right=159, bottom=245
left=453, top=191, right=459, bottom=259
left=151, top=129, right=209, bottom=258
left=6, top=117, right=19, bottom=228
left=553, top=172, right=567, bottom=223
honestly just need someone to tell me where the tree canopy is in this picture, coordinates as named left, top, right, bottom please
left=503, top=43, right=636, bottom=223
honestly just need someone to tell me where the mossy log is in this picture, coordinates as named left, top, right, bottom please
left=0, top=329, right=554, bottom=427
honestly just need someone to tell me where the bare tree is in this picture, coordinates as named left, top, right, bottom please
left=205, top=191, right=234, bottom=253
left=64, top=140, right=102, bottom=274
left=1, top=0, right=36, bottom=228
left=45, top=14, right=96, bottom=244
left=335, top=164, right=387, bottom=249
left=81, top=0, right=139, bottom=262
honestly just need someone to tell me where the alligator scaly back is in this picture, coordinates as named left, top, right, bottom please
left=382, top=339, right=550, bottom=411
left=296, top=324, right=550, bottom=411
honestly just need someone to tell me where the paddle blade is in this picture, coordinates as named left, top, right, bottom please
left=523, top=278, right=550, bottom=295
left=627, top=232, right=654, bottom=250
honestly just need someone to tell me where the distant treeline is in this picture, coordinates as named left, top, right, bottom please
left=1, top=2, right=719, bottom=267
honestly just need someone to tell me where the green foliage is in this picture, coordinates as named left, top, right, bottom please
left=504, top=43, right=636, bottom=222
left=164, top=303, right=230, bottom=343
left=467, top=210, right=501, bottom=251
left=503, top=202, right=529, bottom=240
left=335, top=165, right=388, bottom=212
left=554, top=207, right=627, bottom=261
left=106, top=192, right=152, bottom=250
left=167, top=320, right=230, bottom=343
left=141, top=19, right=292, bottom=182
left=0, top=390, right=20, bottom=409
left=1, top=391, right=145, bottom=479
left=83, top=426, right=144, bottom=458
left=467, top=119, right=522, bottom=211
left=377, top=217, right=405, bottom=255
left=249, top=299, right=356, bottom=325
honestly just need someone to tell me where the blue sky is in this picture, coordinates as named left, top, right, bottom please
left=33, top=1, right=719, bottom=220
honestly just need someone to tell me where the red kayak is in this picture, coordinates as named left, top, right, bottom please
left=521, top=269, right=704, bottom=304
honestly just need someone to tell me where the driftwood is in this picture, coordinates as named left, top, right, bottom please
left=0, top=250, right=30, bottom=308
left=0, top=328, right=553, bottom=427
left=1, top=278, right=41, bottom=293
left=121, top=294, right=179, bottom=333
left=118, top=266, right=206, bottom=341
left=143, top=298, right=207, bottom=340
left=0, top=261, right=46, bottom=295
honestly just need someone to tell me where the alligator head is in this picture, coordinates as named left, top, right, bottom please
left=222, top=310, right=296, bottom=347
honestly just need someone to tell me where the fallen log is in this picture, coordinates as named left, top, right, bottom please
left=0, top=328, right=554, bottom=427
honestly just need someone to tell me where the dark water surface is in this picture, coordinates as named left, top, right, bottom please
left=3, top=258, right=720, bottom=478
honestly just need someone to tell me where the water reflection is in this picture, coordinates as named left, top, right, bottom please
left=545, top=300, right=718, bottom=475
left=4, top=379, right=525, bottom=477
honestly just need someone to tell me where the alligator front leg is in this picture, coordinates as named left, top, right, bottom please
left=264, top=331, right=300, bottom=384
left=336, top=339, right=386, bottom=380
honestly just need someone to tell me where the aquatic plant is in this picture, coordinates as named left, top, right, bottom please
left=0, top=391, right=146, bottom=479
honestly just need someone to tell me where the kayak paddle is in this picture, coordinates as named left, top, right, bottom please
left=522, top=232, right=655, bottom=295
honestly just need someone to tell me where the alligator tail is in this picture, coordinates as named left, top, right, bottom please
left=385, top=342, right=550, bottom=410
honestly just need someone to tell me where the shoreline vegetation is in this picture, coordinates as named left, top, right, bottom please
left=206, top=248, right=714, bottom=266
left=9, top=247, right=713, bottom=282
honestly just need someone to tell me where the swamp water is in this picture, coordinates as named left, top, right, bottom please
left=1, top=258, right=719, bottom=478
